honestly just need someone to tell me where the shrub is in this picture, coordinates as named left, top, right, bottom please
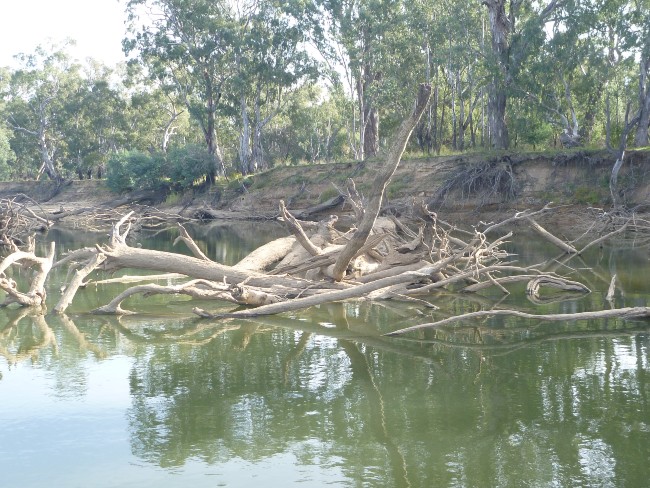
left=167, top=145, right=215, bottom=190
left=106, top=151, right=166, bottom=193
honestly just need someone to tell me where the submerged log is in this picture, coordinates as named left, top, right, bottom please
left=385, top=307, right=650, bottom=336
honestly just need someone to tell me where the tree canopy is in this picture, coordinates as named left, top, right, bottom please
left=0, top=0, right=648, bottom=185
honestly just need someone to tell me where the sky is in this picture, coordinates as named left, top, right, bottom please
left=0, top=0, right=129, bottom=68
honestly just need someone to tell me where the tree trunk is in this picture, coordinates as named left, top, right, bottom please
left=457, top=72, right=465, bottom=151
left=199, top=72, right=224, bottom=179
left=432, top=84, right=439, bottom=153
left=438, top=85, right=446, bottom=154
left=610, top=101, right=641, bottom=207
left=450, top=69, right=457, bottom=149
left=37, top=101, right=60, bottom=181
left=239, top=96, right=252, bottom=174
left=488, top=83, right=509, bottom=150
left=363, top=107, right=379, bottom=158
left=483, top=0, right=511, bottom=150
left=252, top=119, right=264, bottom=172
left=635, top=56, right=650, bottom=147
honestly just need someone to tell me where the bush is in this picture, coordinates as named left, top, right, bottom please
left=106, top=151, right=166, bottom=193
left=167, top=145, right=215, bottom=190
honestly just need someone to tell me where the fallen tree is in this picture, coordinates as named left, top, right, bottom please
left=0, top=84, right=648, bottom=339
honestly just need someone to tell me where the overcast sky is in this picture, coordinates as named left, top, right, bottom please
left=0, top=0, right=129, bottom=67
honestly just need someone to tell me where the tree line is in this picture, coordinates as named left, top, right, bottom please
left=0, top=0, right=648, bottom=190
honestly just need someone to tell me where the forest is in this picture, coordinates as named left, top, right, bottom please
left=0, top=0, right=649, bottom=190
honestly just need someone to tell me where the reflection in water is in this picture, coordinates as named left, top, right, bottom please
left=2, top=308, right=645, bottom=486
left=1, top=227, right=650, bottom=486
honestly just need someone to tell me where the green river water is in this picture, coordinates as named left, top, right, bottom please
left=0, top=222, right=649, bottom=487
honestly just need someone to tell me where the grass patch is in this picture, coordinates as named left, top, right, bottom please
left=165, top=192, right=182, bottom=205
left=573, top=186, right=605, bottom=205
left=386, top=176, right=411, bottom=199
left=318, top=187, right=340, bottom=203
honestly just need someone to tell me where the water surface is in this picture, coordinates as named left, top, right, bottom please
left=1, top=223, right=649, bottom=487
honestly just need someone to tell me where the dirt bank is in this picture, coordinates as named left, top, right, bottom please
left=1, top=149, right=649, bottom=234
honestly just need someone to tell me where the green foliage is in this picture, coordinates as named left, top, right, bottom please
left=0, top=126, right=15, bottom=180
left=510, top=107, right=554, bottom=150
left=318, top=187, right=339, bottom=203
left=226, top=174, right=254, bottom=192
left=167, top=145, right=214, bottom=189
left=0, top=0, right=648, bottom=187
left=106, top=151, right=166, bottom=193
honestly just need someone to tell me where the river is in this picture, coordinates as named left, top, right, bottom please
left=1, top=222, right=649, bottom=487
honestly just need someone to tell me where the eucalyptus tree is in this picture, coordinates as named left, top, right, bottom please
left=0, top=68, right=15, bottom=179
left=0, top=126, right=14, bottom=180
left=513, top=1, right=608, bottom=147
left=4, top=44, right=84, bottom=181
left=437, top=0, right=484, bottom=151
left=272, top=83, right=349, bottom=165
left=123, top=63, right=192, bottom=155
left=481, top=0, right=565, bottom=150
left=63, top=62, right=132, bottom=179
left=632, top=0, right=650, bottom=146
left=313, top=0, right=406, bottom=160
left=124, top=0, right=240, bottom=178
left=234, top=0, right=317, bottom=174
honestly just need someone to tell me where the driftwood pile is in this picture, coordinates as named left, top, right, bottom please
left=2, top=197, right=648, bottom=335
left=2, top=84, right=650, bottom=335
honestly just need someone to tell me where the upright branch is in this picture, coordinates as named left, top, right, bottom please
left=331, top=84, right=432, bottom=281
left=173, top=223, right=211, bottom=261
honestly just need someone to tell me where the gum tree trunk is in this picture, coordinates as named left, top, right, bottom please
left=483, top=0, right=510, bottom=150
left=635, top=56, right=650, bottom=147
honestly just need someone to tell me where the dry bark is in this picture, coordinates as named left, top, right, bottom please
left=193, top=249, right=470, bottom=320
left=0, top=238, right=55, bottom=307
left=234, top=236, right=296, bottom=272
left=54, top=253, right=106, bottom=314
left=526, top=218, right=577, bottom=254
left=279, top=200, right=323, bottom=256
left=92, top=280, right=241, bottom=315
left=174, top=223, right=211, bottom=261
